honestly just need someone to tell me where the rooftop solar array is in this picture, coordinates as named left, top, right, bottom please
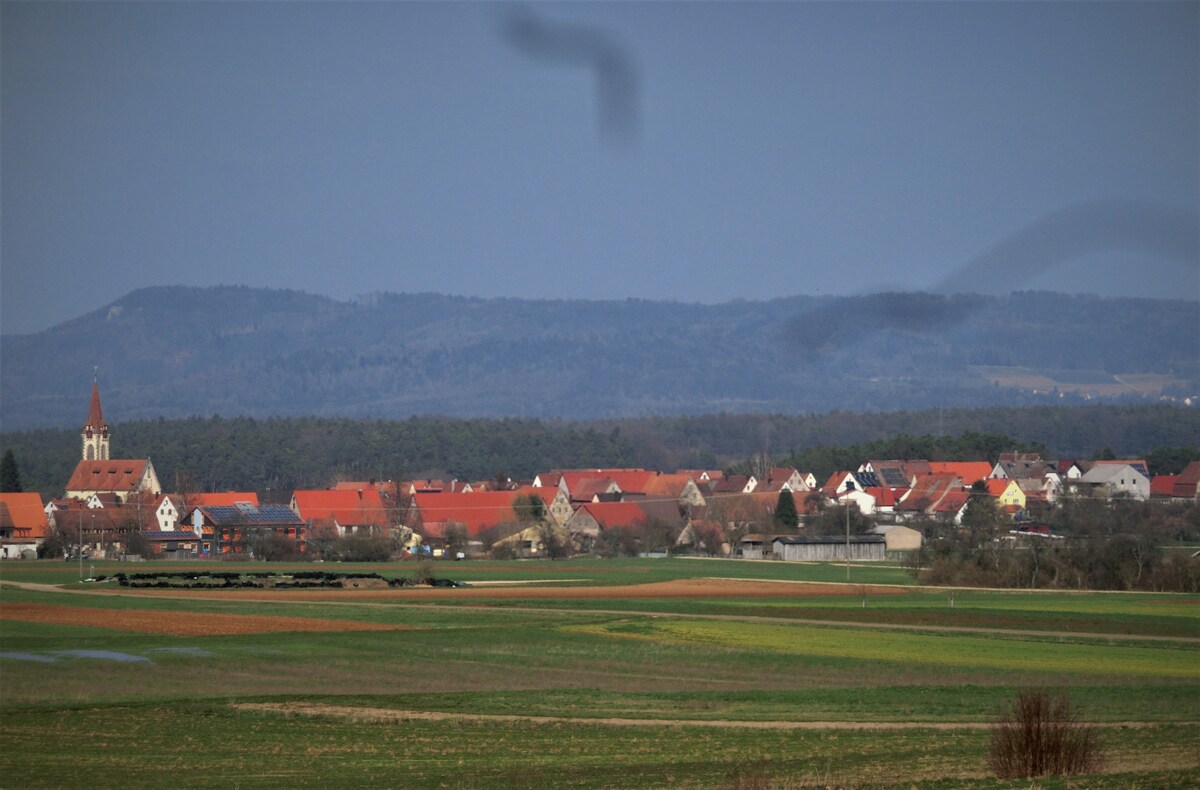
left=204, top=504, right=303, bottom=525
left=879, top=468, right=908, bottom=486
left=853, top=471, right=881, bottom=488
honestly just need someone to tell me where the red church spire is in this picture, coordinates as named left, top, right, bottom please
left=84, top=378, right=107, bottom=435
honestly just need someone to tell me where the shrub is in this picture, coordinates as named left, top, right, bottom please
left=988, top=688, right=1103, bottom=779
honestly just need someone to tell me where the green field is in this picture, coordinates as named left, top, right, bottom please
left=2, top=558, right=1198, bottom=788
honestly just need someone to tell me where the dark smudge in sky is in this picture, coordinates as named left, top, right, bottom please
left=500, top=4, right=639, bottom=146
left=785, top=200, right=1200, bottom=360
left=935, top=200, right=1200, bottom=296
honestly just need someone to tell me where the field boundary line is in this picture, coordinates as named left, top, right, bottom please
left=231, top=702, right=1186, bottom=730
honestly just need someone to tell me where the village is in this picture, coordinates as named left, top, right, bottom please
left=2, top=381, right=1198, bottom=564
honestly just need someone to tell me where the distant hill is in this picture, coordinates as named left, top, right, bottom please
left=1, top=286, right=1196, bottom=430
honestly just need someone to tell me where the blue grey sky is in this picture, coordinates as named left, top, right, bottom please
left=2, top=1, right=1197, bottom=335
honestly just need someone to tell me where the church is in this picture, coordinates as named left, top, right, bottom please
left=63, top=379, right=161, bottom=502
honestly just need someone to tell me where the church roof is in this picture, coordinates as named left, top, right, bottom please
left=66, top=460, right=149, bottom=494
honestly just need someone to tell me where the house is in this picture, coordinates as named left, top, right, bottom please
left=895, top=474, right=964, bottom=518
left=1077, top=463, right=1150, bottom=500
left=991, top=453, right=1052, bottom=481
left=766, top=467, right=809, bottom=492
left=868, top=524, right=923, bottom=551
left=1170, top=462, right=1200, bottom=500
left=190, top=503, right=306, bottom=556
left=291, top=488, right=389, bottom=537
left=932, top=490, right=970, bottom=524
left=563, top=501, right=649, bottom=551
left=712, top=475, right=758, bottom=495
left=155, top=492, right=259, bottom=531
left=772, top=534, right=886, bottom=562
left=406, top=491, right=522, bottom=545
left=1150, top=475, right=1180, bottom=499
left=48, top=501, right=141, bottom=558
left=861, top=460, right=931, bottom=488
left=637, top=473, right=707, bottom=509
left=833, top=488, right=878, bottom=516
left=0, top=492, right=49, bottom=558
left=511, top=485, right=574, bottom=527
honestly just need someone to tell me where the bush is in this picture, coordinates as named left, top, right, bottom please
left=988, top=688, right=1103, bottom=779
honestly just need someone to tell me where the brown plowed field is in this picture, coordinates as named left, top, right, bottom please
left=0, top=602, right=414, bottom=636
left=121, top=577, right=905, bottom=601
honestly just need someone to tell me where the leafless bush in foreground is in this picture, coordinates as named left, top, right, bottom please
left=988, top=688, right=1104, bottom=779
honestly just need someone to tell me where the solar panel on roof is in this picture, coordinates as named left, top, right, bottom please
left=880, top=468, right=907, bottom=486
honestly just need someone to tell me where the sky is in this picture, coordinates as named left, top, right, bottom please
left=2, top=1, right=1197, bottom=336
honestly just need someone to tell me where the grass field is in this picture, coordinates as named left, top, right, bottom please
left=2, top=557, right=1198, bottom=788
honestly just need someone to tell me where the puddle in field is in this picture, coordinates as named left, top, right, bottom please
left=0, top=651, right=61, bottom=663
left=55, top=650, right=152, bottom=663
left=148, top=647, right=213, bottom=657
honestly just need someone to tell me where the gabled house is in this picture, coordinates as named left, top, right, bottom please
left=0, top=493, right=49, bottom=558
left=991, top=453, right=1051, bottom=481
left=1077, top=463, right=1150, bottom=500
left=190, top=503, right=306, bottom=556
left=407, top=492, right=521, bottom=542
left=861, top=460, right=931, bottom=488
left=895, top=474, right=964, bottom=518
left=155, top=492, right=259, bottom=531
left=712, top=475, right=758, bottom=495
left=1171, top=462, right=1200, bottom=500
left=563, top=501, right=654, bottom=552
left=512, top=485, right=574, bottom=527
left=291, top=488, right=389, bottom=537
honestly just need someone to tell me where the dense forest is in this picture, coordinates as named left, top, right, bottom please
left=3, top=404, right=1198, bottom=499
left=2, top=287, right=1196, bottom=429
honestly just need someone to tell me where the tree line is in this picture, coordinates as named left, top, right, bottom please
left=3, top=405, right=1199, bottom=499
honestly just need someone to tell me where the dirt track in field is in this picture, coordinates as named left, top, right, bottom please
left=234, top=701, right=1173, bottom=731
left=0, top=602, right=413, bottom=636
left=121, top=577, right=908, bottom=602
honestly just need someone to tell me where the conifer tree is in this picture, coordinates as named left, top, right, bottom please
left=773, top=488, right=799, bottom=532
left=0, top=450, right=23, bottom=493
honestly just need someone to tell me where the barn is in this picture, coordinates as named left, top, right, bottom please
left=772, top=534, right=886, bottom=562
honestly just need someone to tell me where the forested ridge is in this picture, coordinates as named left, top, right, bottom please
left=3, top=404, right=1197, bottom=499
left=1, top=287, right=1196, bottom=430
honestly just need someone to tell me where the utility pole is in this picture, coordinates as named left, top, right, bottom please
left=845, top=500, right=850, bottom=582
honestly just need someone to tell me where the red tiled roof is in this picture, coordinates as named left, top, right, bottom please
left=862, top=487, right=902, bottom=507
left=934, top=490, right=970, bottom=513
left=641, top=474, right=694, bottom=500
left=292, top=488, right=388, bottom=527
left=65, top=460, right=149, bottom=494
left=192, top=492, right=259, bottom=508
left=984, top=479, right=1011, bottom=497
left=411, top=491, right=520, bottom=538
left=926, top=462, right=993, bottom=485
left=574, top=502, right=648, bottom=530
left=0, top=493, right=49, bottom=539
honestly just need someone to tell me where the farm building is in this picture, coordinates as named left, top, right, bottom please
left=868, top=524, right=923, bottom=551
left=772, top=534, right=885, bottom=562
left=739, top=534, right=772, bottom=559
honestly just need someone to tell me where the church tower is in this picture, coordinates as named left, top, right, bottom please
left=82, top=379, right=110, bottom=461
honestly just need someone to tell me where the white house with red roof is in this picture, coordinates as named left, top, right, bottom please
left=0, top=492, right=49, bottom=558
